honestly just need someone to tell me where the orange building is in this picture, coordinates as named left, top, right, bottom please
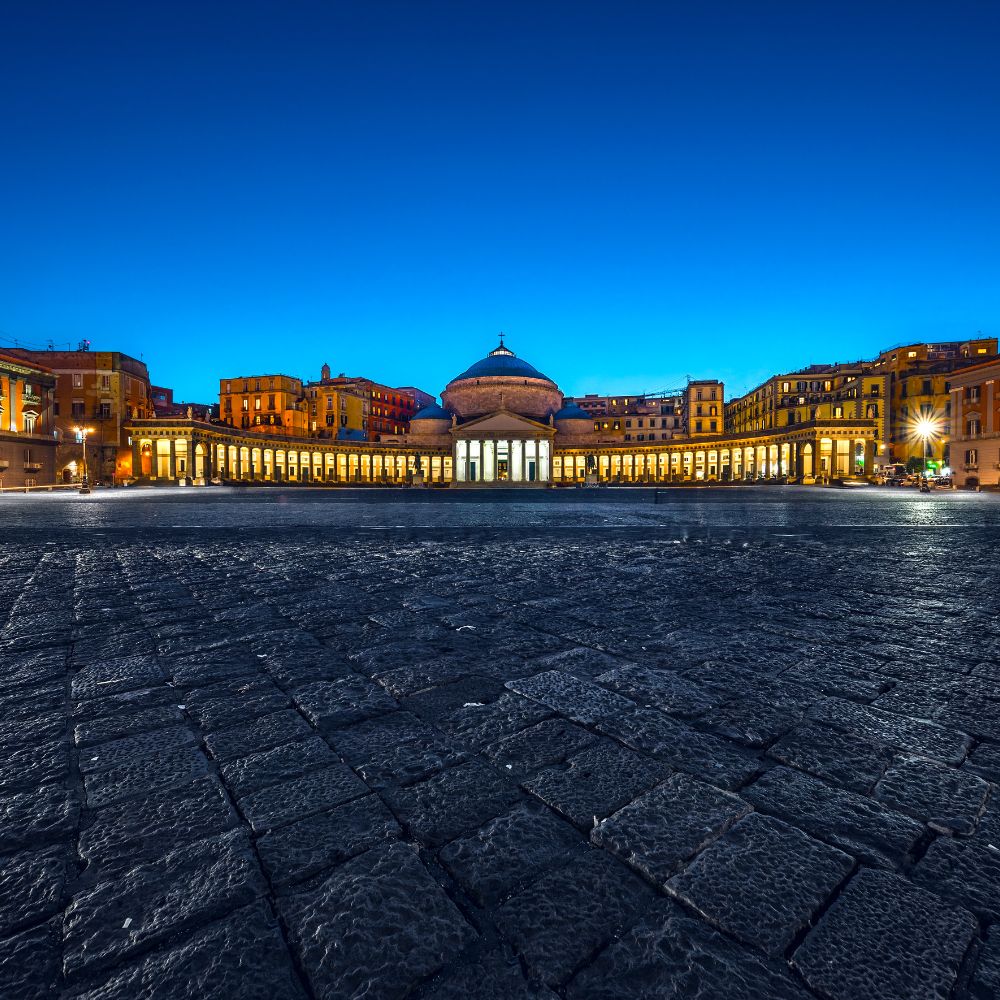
left=0, top=351, right=58, bottom=486
left=219, top=374, right=308, bottom=437
left=6, top=347, right=152, bottom=482
left=949, top=356, right=1000, bottom=488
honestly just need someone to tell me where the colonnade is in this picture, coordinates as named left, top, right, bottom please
left=455, top=438, right=550, bottom=483
left=129, top=420, right=879, bottom=487
left=555, top=437, right=877, bottom=483
left=134, top=430, right=451, bottom=485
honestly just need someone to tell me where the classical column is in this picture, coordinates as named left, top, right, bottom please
left=167, top=440, right=177, bottom=480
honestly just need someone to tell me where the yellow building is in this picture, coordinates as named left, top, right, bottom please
left=727, top=364, right=888, bottom=459
left=219, top=374, right=308, bottom=437
left=305, top=375, right=367, bottom=440
left=685, top=380, right=724, bottom=437
left=873, top=338, right=998, bottom=470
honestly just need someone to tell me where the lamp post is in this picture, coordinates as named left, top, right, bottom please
left=74, top=425, right=94, bottom=494
left=914, top=416, right=936, bottom=493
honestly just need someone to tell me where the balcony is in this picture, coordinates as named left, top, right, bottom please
left=0, top=460, right=8, bottom=471
left=22, top=392, right=41, bottom=405
left=23, top=462, right=42, bottom=472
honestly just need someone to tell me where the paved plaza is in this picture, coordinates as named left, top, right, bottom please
left=1, top=486, right=999, bottom=999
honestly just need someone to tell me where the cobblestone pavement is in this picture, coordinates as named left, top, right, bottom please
left=2, top=487, right=999, bottom=999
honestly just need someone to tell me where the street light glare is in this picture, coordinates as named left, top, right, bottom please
left=915, top=416, right=937, bottom=439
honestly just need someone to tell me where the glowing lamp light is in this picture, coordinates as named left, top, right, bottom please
left=914, top=416, right=937, bottom=439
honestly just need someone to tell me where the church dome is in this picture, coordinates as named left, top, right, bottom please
left=442, top=337, right=562, bottom=423
left=451, top=341, right=553, bottom=383
left=554, top=403, right=590, bottom=420
left=411, top=403, right=452, bottom=421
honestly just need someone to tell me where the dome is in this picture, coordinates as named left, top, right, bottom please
left=411, top=403, right=451, bottom=421
left=554, top=403, right=591, bottom=420
left=442, top=337, right=563, bottom=423
left=449, top=340, right=553, bottom=385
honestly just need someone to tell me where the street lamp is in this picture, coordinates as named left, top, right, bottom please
left=914, top=415, right=937, bottom=493
left=73, top=425, right=94, bottom=494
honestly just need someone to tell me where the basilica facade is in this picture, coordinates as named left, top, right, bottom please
left=126, top=340, right=882, bottom=487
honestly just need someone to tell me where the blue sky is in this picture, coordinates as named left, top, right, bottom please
left=1, top=1, right=997, bottom=401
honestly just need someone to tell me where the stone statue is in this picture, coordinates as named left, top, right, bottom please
left=186, top=405, right=193, bottom=419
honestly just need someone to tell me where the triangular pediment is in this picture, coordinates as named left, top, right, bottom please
left=452, top=409, right=553, bottom=435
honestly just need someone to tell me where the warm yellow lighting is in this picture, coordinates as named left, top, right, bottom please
left=914, top=416, right=938, bottom=440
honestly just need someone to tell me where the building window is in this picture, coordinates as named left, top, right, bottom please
left=834, top=406, right=843, bottom=418
left=695, top=420, right=703, bottom=432
left=908, top=350, right=918, bottom=358
left=241, top=398, right=249, bottom=411
left=71, top=401, right=85, bottom=418
left=966, top=448, right=978, bottom=465
left=99, top=402, right=112, bottom=419
left=255, top=397, right=261, bottom=410
left=100, top=374, right=110, bottom=390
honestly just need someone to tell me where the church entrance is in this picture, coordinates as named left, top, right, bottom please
left=496, top=440, right=510, bottom=481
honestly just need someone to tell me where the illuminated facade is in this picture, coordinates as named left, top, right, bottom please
left=128, top=340, right=879, bottom=487
left=0, top=351, right=58, bottom=487
left=726, top=364, right=888, bottom=444
left=562, top=392, right=685, bottom=443
left=7, top=347, right=152, bottom=483
left=220, top=374, right=308, bottom=435
left=949, top=357, right=1000, bottom=488
left=873, top=339, right=997, bottom=469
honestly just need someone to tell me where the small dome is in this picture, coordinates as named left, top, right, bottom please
left=336, top=428, right=367, bottom=441
left=411, top=403, right=451, bottom=421
left=449, top=339, right=553, bottom=384
left=554, top=403, right=591, bottom=420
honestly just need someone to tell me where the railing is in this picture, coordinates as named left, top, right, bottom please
left=22, top=392, right=41, bottom=405
left=23, top=463, right=42, bottom=472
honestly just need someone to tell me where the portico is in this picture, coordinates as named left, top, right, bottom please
left=451, top=410, right=554, bottom=486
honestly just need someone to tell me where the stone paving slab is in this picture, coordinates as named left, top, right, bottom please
left=2, top=493, right=1000, bottom=998
left=666, top=813, right=855, bottom=956
left=71, top=902, right=305, bottom=1000
left=792, top=869, right=978, bottom=1000
left=874, top=756, right=991, bottom=835
left=63, top=829, right=267, bottom=979
left=496, top=848, right=655, bottom=987
left=279, top=842, right=476, bottom=999
left=523, top=740, right=671, bottom=831
left=743, top=765, right=925, bottom=866
left=592, top=773, right=751, bottom=885
left=566, top=901, right=815, bottom=1000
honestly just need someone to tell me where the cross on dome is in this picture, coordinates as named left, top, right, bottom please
left=489, top=332, right=515, bottom=358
